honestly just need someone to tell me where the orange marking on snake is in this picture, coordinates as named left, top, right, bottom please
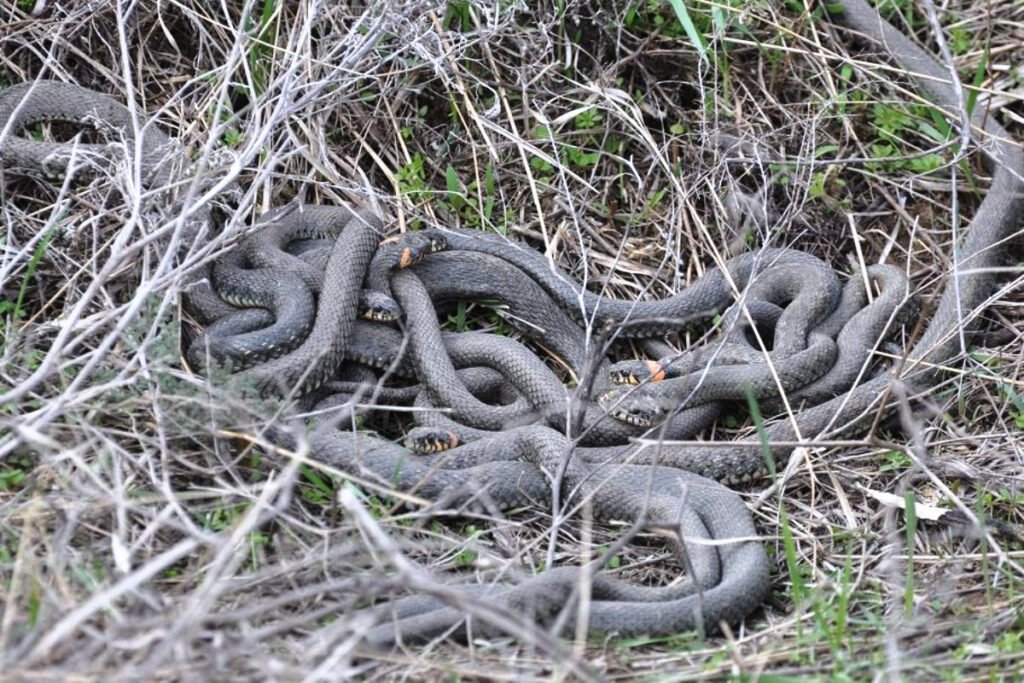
left=646, top=360, right=666, bottom=382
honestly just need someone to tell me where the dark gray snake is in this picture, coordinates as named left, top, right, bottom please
left=2, top=0, right=1020, bottom=648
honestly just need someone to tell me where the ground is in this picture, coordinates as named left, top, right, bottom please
left=1, top=0, right=1022, bottom=680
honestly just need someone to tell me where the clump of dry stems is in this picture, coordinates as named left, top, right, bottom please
left=0, top=1, right=1021, bottom=679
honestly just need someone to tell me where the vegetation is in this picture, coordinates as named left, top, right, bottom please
left=1, top=0, right=1021, bottom=679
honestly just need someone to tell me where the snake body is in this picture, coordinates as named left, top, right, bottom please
left=317, top=0, right=1023, bottom=643
left=439, top=228, right=845, bottom=339
left=304, top=424, right=769, bottom=645
left=3, top=0, right=1020, bottom=649
left=0, top=80, right=172, bottom=184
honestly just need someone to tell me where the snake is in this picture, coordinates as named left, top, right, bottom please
left=309, top=0, right=1023, bottom=644
left=434, top=228, right=847, bottom=339
left=0, top=80, right=172, bottom=185
left=602, top=264, right=917, bottom=425
left=2, top=0, right=1020, bottom=649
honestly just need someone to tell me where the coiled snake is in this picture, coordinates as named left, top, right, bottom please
left=1, top=0, right=1020, bottom=648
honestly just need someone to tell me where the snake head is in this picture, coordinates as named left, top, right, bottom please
left=359, top=290, right=401, bottom=323
left=404, top=427, right=460, bottom=454
left=608, top=360, right=667, bottom=385
left=597, top=386, right=666, bottom=428
left=385, top=231, right=447, bottom=269
left=41, top=144, right=114, bottom=179
left=420, top=230, right=448, bottom=253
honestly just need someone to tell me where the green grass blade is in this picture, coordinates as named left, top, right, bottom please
left=667, top=0, right=709, bottom=65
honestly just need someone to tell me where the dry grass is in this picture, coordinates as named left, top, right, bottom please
left=1, top=0, right=1022, bottom=680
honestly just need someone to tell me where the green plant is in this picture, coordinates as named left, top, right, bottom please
left=396, top=153, right=429, bottom=201
left=445, top=299, right=511, bottom=336
left=865, top=102, right=949, bottom=174
left=202, top=502, right=270, bottom=570
left=442, top=162, right=498, bottom=227
left=453, top=524, right=479, bottom=567
left=2, top=223, right=58, bottom=344
left=444, top=0, right=472, bottom=31
left=574, top=107, right=602, bottom=130
left=0, top=459, right=29, bottom=491
left=979, top=487, right=1024, bottom=514
left=903, top=491, right=918, bottom=617
left=879, top=449, right=912, bottom=472
left=623, top=0, right=688, bottom=38
left=300, top=464, right=338, bottom=505
left=244, top=0, right=281, bottom=95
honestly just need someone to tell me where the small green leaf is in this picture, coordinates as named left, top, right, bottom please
left=445, top=165, right=461, bottom=195
left=813, top=144, right=838, bottom=159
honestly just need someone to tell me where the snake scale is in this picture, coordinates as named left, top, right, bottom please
left=1, top=0, right=1020, bottom=648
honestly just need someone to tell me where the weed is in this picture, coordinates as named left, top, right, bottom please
left=879, top=450, right=912, bottom=472
left=903, top=492, right=918, bottom=616
left=1, top=222, right=58, bottom=349
left=1, top=1, right=1021, bottom=679
left=396, top=153, right=429, bottom=203
left=300, top=464, right=338, bottom=505
left=0, top=455, right=31, bottom=491
left=444, top=0, right=472, bottom=32
left=244, top=0, right=281, bottom=96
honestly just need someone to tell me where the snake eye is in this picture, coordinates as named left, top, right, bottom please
left=609, top=370, right=640, bottom=385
